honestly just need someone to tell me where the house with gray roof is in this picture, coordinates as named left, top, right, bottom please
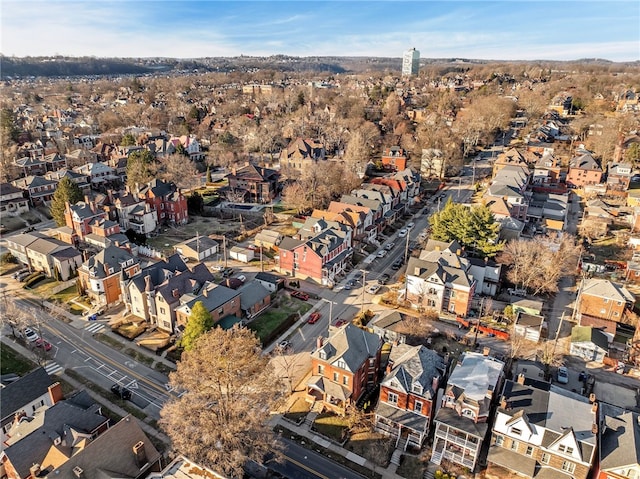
left=254, top=271, right=284, bottom=292
left=375, top=344, right=446, bottom=448
left=175, top=282, right=241, bottom=331
left=307, top=324, right=383, bottom=415
left=11, top=175, right=58, bottom=205
left=432, top=352, right=505, bottom=471
left=174, top=236, right=219, bottom=262
left=570, top=325, right=609, bottom=363
left=25, top=237, right=82, bottom=280
left=597, top=404, right=640, bottom=479
left=567, top=152, right=603, bottom=188
left=237, top=281, right=270, bottom=318
left=0, top=182, right=29, bottom=217
left=370, top=310, right=407, bottom=345
left=488, top=375, right=597, bottom=479
left=5, top=232, right=44, bottom=265
left=1, top=368, right=61, bottom=448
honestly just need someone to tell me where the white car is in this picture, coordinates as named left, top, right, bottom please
left=384, top=242, right=395, bottom=251
left=398, top=228, right=408, bottom=238
left=236, top=275, right=247, bottom=283
left=366, top=284, right=381, bottom=295
left=376, top=250, right=388, bottom=258
left=212, top=265, right=225, bottom=272
left=407, top=222, right=415, bottom=229
left=23, top=327, right=40, bottom=343
left=557, top=366, right=569, bottom=384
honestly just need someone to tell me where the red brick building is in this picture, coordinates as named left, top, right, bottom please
left=381, top=146, right=408, bottom=171
left=138, top=179, right=188, bottom=225
left=566, top=152, right=603, bottom=188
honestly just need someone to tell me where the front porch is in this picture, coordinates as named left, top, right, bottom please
left=306, top=375, right=352, bottom=416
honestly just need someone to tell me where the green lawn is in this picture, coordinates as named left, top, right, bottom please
left=249, top=297, right=311, bottom=341
left=1, top=344, right=36, bottom=375
left=313, top=412, right=349, bottom=442
left=49, top=285, right=78, bottom=303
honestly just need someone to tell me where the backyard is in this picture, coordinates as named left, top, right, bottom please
left=248, top=295, right=312, bottom=342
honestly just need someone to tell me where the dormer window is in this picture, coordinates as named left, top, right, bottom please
left=337, top=359, right=346, bottom=370
left=412, top=383, right=423, bottom=395
left=511, top=427, right=522, bottom=436
left=319, top=350, right=326, bottom=360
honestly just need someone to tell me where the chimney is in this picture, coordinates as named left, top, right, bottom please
left=84, top=194, right=90, bottom=204
left=73, top=466, right=83, bottom=478
left=133, top=440, right=148, bottom=467
left=172, top=288, right=180, bottom=298
left=30, top=464, right=42, bottom=478
left=516, top=373, right=525, bottom=385
left=456, top=249, right=461, bottom=256
left=483, top=346, right=491, bottom=356
left=48, top=382, right=64, bottom=404
left=432, top=376, right=439, bottom=392
left=589, top=393, right=596, bottom=403
left=316, top=336, right=323, bottom=349
left=144, top=274, right=152, bottom=292
left=13, top=410, right=26, bottom=426
left=90, top=201, right=96, bottom=214
left=232, top=167, right=237, bottom=176
left=591, top=423, right=598, bottom=434
left=386, top=362, right=393, bottom=375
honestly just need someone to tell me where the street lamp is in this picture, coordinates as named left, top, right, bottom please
left=321, top=298, right=335, bottom=323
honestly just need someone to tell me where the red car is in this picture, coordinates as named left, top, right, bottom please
left=35, top=338, right=52, bottom=351
left=307, top=312, right=321, bottom=324
left=334, top=319, right=348, bottom=328
left=291, top=290, right=309, bottom=301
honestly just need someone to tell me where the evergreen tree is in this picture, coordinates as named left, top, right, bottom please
left=50, top=177, right=83, bottom=226
left=180, top=301, right=213, bottom=351
left=206, top=165, right=212, bottom=183
left=121, top=133, right=136, bottom=146
left=126, top=150, right=154, bottom=190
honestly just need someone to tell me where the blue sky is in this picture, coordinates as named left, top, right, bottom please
left=2, top=1, right=639, bottom=61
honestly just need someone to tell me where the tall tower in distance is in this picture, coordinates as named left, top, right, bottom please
left=402, top=47, right=420, bottom=76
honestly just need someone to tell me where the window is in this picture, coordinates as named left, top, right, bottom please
left=343, top=376, right=348, bottom=386
left=160, top=307, right=166, bottom=314
left=562, top=461, right=575, bottom=473
left=541, top=453, right=550, bottom=464
left=318, top=365, right=324, bottom=375
left=495, top=435, right=504, bottom=447
left=558, top=445, right=574, bottom=455
left=333, top=372, right=339, bottom=382
left=388, top=392, right=398, bottom=405
left=412, top=383, right=423, bottom=394
left=511, top=427, right=522, bottom=436
left=414, top=400, right=423, bottom=413
left=462, top=408, right=475, bottom=419
left=337, top=359, right=346, bottom=369
left=525, top=445, right=534, bottom=456
left=510, top=440, right=519, bottom=451
left=319, top=350, right=326, bottom=360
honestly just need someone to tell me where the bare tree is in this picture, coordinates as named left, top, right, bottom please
left=160, top=327, right=284, bottom=478
left=281, top=182, right=313, bottom=214
left=157, top=154, right=200, bottom=190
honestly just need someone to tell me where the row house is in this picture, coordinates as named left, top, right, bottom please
left=174, top=282, right=242, bottom=330
left=492, top=148, right=530, bottom=177
left=78, top=245, right=141, bottom=307
left=13, top=153, right=67, bottom=177
left=279, top=219, right=352, bottom=286
left=431, top=352, right=505, bottom=471
left=0, top=183, right=29, bottom=217
left=307, top=324, right=383, bottom=415
left=577, top=278, right=635, bottom=337
left=279, top=137, right=325, bottom=172
left=532, top=151, right=563, bottom=185
left=488, top=375, right=597, bottom=479
left=5, top=232, right=81, bottom=280
left=484, top=164, right=531, bottom=222
left=606, top=162, right=632, bottom=191
left=597, top=404, right=640, bottom=479
left=226, top=163, right=279, bottom=204
left=351, top=186, right=395, bottom=223
left=122, top=258, right=214, bottom=333
left=73, top=161, right=118, bottom=187
left=405, top=240, right=476, bottom=317
left=393, top=168, right=421, bottom=205
left=381, top=146, right=409, bottom=171
left=44, top=168, right=91, bottom=193
left=64, top=200, right=108, bottom=240
left=566, top=152, right=603, bottom=189
left=84, top=218, right=131, bottom=251
left=375, top=344, right=446, bottom=449
left=11, top=176, right=57, bottom=206
left=137, top=179, right=188, bottom=225
left=112, top=191, right=158, bottom=235
left=327, top=201, right=376, bottom=243
left=340, top=194, right=386, bottom=234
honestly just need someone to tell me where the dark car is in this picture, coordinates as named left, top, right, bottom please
left=111, top=384, right=132, bottom=400
left=222, top=268, right=234, bottom=278
left=378, top=274, right=390, bottom=284
left=392, top=259, right=403, bottom=270
left=334, top=319, right=348, bottom=327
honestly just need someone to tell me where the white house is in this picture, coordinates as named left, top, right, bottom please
left=229, top=246, right=255, bottom=263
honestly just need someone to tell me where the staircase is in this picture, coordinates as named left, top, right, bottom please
left=423, top=470, right=435, bottom=479
left=390, top=448, right=403, bottom=466
left=431, top=449, right=443, bottom=466
left=396, top=435, right=408, bottom=451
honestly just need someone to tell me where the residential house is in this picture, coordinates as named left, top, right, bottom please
left=279, top=218, right=353, bottom=286
left=64, top=200, right=108, bottom=240
left=307, top=324, right=383, bottom=415
left=42, top=414, right=162, bottom=479
left=169, top=134, right=204, bottom=161
left=405, top=241, right=476, bottom=317
left=174, top=282, right=241, bottom=331
left=2, top=391, right=110, bottom=479
left=375, top=344, right=446, bottom=448
left=14, top=156, right=47, bottom=176
left=44, top=168, right=90, bottom=193
left=488, top=375, right=597, bottom=479
left=566, top=152, right=603, bottom=189
left=11, top=176, right=57, bottom=206
left=431, top=352, right=505, bottom=471
left=226, top=163, right=279, bottom=204
left=327, top=200, right=376, bottom=243
left=78, top=245, right=141, bottom=306
left=578, top=278, right=635, bottom=335
left=0, top=183, right=29, bottom=217
left=26, top=237, right=82, bottom=280
left=527, top=192, right=569, bottom=232
left=340, top=194, right=385, bottom=235
left=73, top=161, right=118, bottom=187
left=606, top=162, right=632, bottom=191
left=279, top=137, right=325, bottom=171
left=514, top=311, right=546, bottom=343
left=254, top=272, right=284, bottom=292
left=381, top=146, right=408, bottom=171
left=468, top=258, right=501, bottom=297
left=532, top=152, right=563, bottom=185
left=5, top=232, right=42, bottom=266
left=174, top=236, right=219, bottom=262
left=484, top=165, right=530, bottom=222
left=597, top=404, right=640, bottom=479
left=351, top=187, right=395, bottom=226
left=492, top=148, right=530, bottom=176
left=254, top=229, right=283, bottom=250
left=83, top=217, right=131, bottom=251
left=112, top=191, right=158, bottom=235
left=138, top=179, right=188, bottom=225
left=370, top=310, right=407, bottom=345
left=570, top=325, right=609, bottom=363
left=1, top=368, right=62, bottom=448
left=238, top=281, right=271, bottom=318
left=393, top=168, right=422, bottom=205
left=148, top=455, right=227, bottom=479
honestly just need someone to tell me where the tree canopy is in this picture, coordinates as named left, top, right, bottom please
left=179, top=301, right=213, bottom=351
left=50, top=177, right=83, bottom=226
left=160, top=327, right=284, bottom=477
left=126, top=150, right=155, bottom=190
left=429, top=198, right=503, bottom=257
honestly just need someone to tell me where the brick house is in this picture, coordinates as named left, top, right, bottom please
left=78, top=245, right=141, bottom=306
left=375, top=344, right=446, bottom=449
left=279, top=219, right=353, bottom=286
left=279, top=137, right=325, bottom=172
left=11, top=176, right=57, bottom=206
left=226, top=163, right=279, bottom=204
left=405, top=241, right=476, bottom=317
left=381, top=146, right=408, bottom=171
left=488, top=375, right=597, bottom=479
left=606, top=162, right=633, bottom=191
left=566, top=152, right=603, bottom=188
left=137, top=179, right=188, bottom=225
left=64, top=200, right=108, bottom=240
left=431, top=352, right=505, bottom=471
left=174, top=282, right=241, bottom=330
left=307, top=324, right=382, bottom=415
left=577, top=278, right=635, bottom=334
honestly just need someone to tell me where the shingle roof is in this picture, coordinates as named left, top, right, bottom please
left=599, top=404, right=640, bottom=471
left=581, top=278, right=635, bottom=303
left=382, top=344, right=445, bottom=399
left=1, top=368, right=55, bottom=423
left=312, top=324, right=381, bottom=372
left=238, top=281, right=270, bottom=311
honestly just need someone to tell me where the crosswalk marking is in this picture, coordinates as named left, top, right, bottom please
left=85, top=322, right=105, bottom=334
left=44, top=361, right=63, bottom=375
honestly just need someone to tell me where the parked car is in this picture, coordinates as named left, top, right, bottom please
left=222, top=268, right=234, bottom=278
left=212, top=265, right=225, bottom=272
left=277, top=340, right=292, bottom=352
left=407, top=222, right=415, bottom=229
left=398, top=228, right=408, bottom=238
left=22, top=327, right=39, bottom=343
left=376, top=249, right=388, bottom=258
left=334, top=319, right=348, bottom=328
left=384, top=242, right=395, bottom=251
left=290, top=290, right=309, bottom=301
left=307, top=312, right=321, bottom=324
left=378, top=273, right=390, bottom=284
left=111, top=384, right=132, bottom=400
left=557, top=366, right=569, bottom=384
left=12, top=268, right=28, bottom=279
left=392, top=259, right=403, bottom=270
left=35, top=338, right=52, bottom=351
left=16, top=271, right=31, bottom=282
left=236, top=274, right=246, bottom=283
left=366, top=284, right=381, bottom=295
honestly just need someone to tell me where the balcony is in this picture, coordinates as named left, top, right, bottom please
left=434, top=428, right=479, bottom=450
left=441, top=449, right=475, bottom=468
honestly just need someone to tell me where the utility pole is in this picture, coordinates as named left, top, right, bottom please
left=260, top=242, right=264, bottom=272
left=360, top=269, right=366, bottom=313
left=223, top=236, right=227, bottom=268
left=553, top=312, right=565, bottom=356
left=404, top=230, right=410, bottom=263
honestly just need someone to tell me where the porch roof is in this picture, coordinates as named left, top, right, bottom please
left=487, top=446, right=537, bottom=477
left=375, top=402, right=428, bottom=433
left=307, top=375, right=351, bottom=401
